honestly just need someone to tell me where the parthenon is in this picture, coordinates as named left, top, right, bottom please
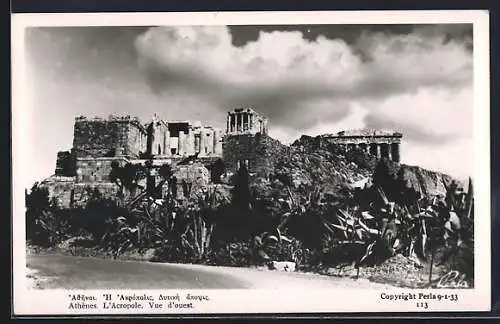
left=323, top=129, right=402, bottom=162
left=226, top=108, right=268, bottom=135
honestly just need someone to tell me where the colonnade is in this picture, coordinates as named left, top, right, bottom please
left=340, top=142, right=401, bottom=162
left=226, top=110, right=265, bottom=134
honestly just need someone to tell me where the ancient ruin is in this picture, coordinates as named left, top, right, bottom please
left=226, top=108, right=269, bottom=135
left=223, top=108, right=286, bottom=176
left=40, top=108, right=405, bottom=207
left=320, top=129, right=402, bottom=162
left=59, top=114, right=223, bottom=182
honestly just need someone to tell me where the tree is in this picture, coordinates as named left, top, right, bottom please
left=396, top=167, right=419, bottom=207
left=25, top=183, right=52, bottom=226
left=25, top=183, right=69, bottom=247
left=210, top=158, right=225, bottom=184
left=110, top=162, right=147, bottom=200
left=231, top=164, right=251, bottom=212
left=372, top=158, right=399, bottom=202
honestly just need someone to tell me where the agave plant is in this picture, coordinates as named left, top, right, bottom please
left=438, top=177, right=474, bottom=282
left=33, top=210, right=69, bottom=247
left=179, top=213, right=214, bottom=262
left=251, top=227, right=295, bottom=265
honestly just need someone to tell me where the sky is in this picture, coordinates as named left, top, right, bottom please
left=23, top=24, right=474, bottom=186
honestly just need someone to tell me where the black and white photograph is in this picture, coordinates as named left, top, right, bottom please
left=12, top=11, right=491, bottom=314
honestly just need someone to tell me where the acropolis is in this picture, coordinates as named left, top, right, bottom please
left=40, top=108, right=403, bottom=207
left=226, top=108, right=269, bottom=135
left=321, top=129, right=402, bottom=162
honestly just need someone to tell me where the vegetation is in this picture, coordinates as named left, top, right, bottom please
left=25, top=183, right=69, bottom=247
left=25, top=147, right=474, bottom=287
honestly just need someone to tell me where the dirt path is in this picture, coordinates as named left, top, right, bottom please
left=26, top=252, right=393, bottom=290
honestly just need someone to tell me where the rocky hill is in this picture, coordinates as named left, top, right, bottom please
left=397, top=164, right=456, bottom=197
left=253, top=134, right=460, bottom=199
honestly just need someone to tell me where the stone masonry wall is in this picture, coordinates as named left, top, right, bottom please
left=222, top=133, right=288, bottom=177
left=75, top=157, right=128, bottom=183
left=73, top=118, right=146, bottom=158
left=55, top=151, right=76, bottom=176
left=39, top=176, right=76, bottom=208
left=39, top=176, right=121, bottom=209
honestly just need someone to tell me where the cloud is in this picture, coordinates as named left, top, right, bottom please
left=363, top=87, right=473, bottom=145
left=26, top=25, right=473, bottom=182
left=135, top=25, right=471, bottom=124
left=402, top=138, right=473, bottom=180
left=133, top=25, right=473, bottom=177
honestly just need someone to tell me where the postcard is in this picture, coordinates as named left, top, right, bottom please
left=11, top=10, right=491, bottom=315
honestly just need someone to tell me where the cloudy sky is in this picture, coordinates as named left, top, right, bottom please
left=24, top=24, right=473, bottom=186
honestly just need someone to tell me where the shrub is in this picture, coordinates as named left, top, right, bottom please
left=206, top=240, right=253, bottom=267
left=372, top=158, right=400, bottom=202
left=25, top=183, right=70, bottom=247
left=72, top=189, right=127, bottom=244
left=210, top=158, right=225, bottom=184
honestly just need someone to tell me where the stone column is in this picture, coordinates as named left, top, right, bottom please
left=230, top=113, right=235, bottom=133
left=186, top=130, right=195, bottom=156
left=387, top=143, right=392, bottom=161
left=249, top=113, right=253, bottom=131
left=200, top=130, right=207, bottom=156
left=376, top=144, right=381, bottom=159
left=213, top=129, right=222, bottom=154
left=178, top=131, right=185, bottom=156
left=226, top=114, right=230, bottom=133
left=164, top=129, right=171, bottom=157
left=194, top=133, right=200, bottom=153
left=238, top=113, right=243, bottom=133
left=391, top=143, right=400, bottom=162
left=206, top=131, right=214, bottom=155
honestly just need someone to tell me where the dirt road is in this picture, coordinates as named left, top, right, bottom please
left=26, top=253, right=391, bottom=290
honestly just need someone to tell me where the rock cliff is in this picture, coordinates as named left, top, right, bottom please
left=267, top=135, right=461, bottom=198
left=397, top=164, right=456, bottom=197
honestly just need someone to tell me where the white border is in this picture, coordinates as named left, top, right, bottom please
left=11, top=10, right=491, bottom=315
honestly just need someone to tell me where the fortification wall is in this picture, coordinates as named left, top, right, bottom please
left=75, top=157, right=129, bottom=183
left=222, top=133, right=288, bottom=177
left=72, top=117, right=147, bottom=158
left=39, top=176, right=76, bottom=208
left=39, top=176, right=121, bottom=208
left=55, top=151, right=76, bottom=176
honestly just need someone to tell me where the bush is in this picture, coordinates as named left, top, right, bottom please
left=210, top=158, right=225, bottom=184
left=70, top=189, right=127, bottom=244
left=205, top=240, right=253, bottom=267
left=25, top=183, right=70, bottom=247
